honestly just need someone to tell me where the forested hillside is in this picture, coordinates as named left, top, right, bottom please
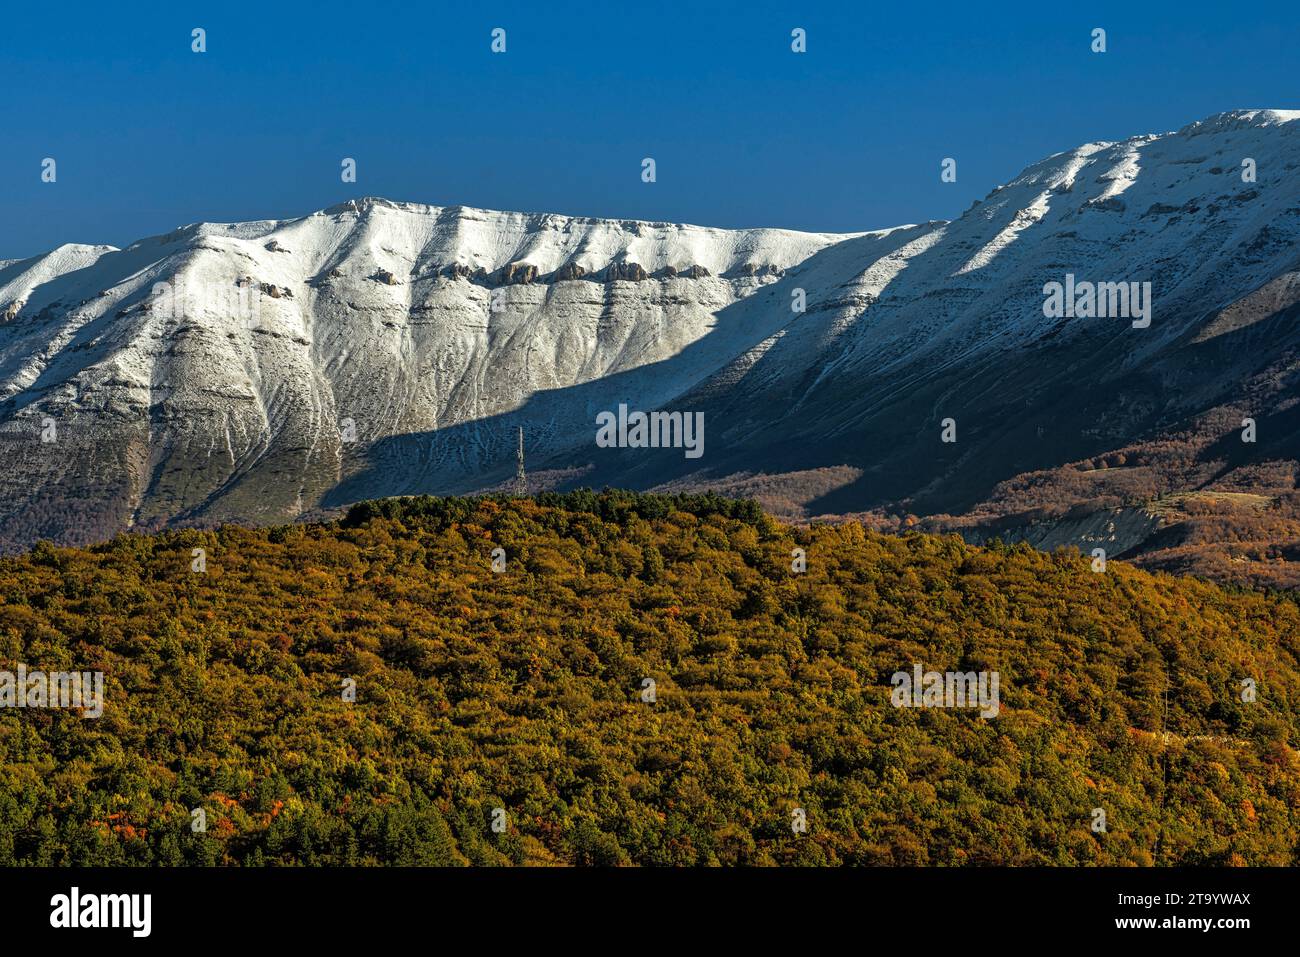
left=1, top=492, right=1297, bottom=866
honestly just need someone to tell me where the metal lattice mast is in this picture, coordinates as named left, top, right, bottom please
left=513, top=426, right=527, bottom=496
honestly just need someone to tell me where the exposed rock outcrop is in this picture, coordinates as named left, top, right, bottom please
left=444, top=263, right=488, bottom=281
left=605, top=262, right=647, bottom=282
left=1084, top=196, right=1126, bottom=212
left=501, top=262, right=538, bottom=285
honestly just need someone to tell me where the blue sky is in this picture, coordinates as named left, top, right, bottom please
left=1, top=0, right=1297, bottom=258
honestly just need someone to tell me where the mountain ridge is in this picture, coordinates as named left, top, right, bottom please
left=3, top=108, right=1300, bottom=587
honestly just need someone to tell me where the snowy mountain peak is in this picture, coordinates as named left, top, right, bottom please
left=1177, top=108, right=1300, bottom=136
left=2, top=110, right=1300, bottom=554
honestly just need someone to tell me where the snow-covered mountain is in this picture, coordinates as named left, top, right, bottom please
left=4, top=109, right=1300, bottom=570
left=580, top=110, right=1300, bottom=558
left=0, top=198, right=862, bottom=544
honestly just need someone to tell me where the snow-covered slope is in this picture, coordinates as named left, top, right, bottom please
left=0, top=199, right=865, bottom=545
left=584, top=109, right=1300, bottom=512
left=3, top=109, right=1300, bottom=550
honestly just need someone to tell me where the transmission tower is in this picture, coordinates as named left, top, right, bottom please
left=513, top=426, right=527, bottom=496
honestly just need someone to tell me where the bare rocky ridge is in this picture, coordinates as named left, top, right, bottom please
left=4, top=110, right=1300, bottom=586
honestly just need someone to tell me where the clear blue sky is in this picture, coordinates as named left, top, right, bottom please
left=1, top=0, right=1297, bottom=259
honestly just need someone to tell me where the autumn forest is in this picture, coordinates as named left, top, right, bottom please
left=0, top=492, right=1297, bottom=866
